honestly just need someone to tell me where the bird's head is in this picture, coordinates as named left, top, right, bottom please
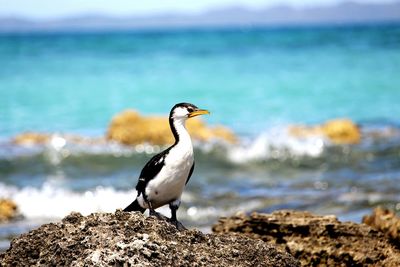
left=170, top=103, right=210, bottom=120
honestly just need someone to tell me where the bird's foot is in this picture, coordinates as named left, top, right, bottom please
left=149, top=209, right=169, bottom=221
left=170, top=219, right=187, bottom=231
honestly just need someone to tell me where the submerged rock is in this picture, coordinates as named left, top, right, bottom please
left=0, top=199, right=18, bottom=223
left=107, top=109, right=237, bottom=145
left=0, top=211, right=298, bottom=266
left=213, top=210, right=400, bottom=266
left=12, top=132, right=107, bottom=147
left=12, top=132, right=51, bottom=145
left=289, top=118, right=361, bottom=144
left=363, top=206, right=400, bottom=242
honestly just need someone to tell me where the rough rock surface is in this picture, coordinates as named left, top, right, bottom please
left=213, top=210, right=400, bottom=266
left=107, top=109, right=237, bottom=145
left=289, top=118, right=361, bottom=144
left=0, top=211, right=298, bottom=267
left=363, top=206, right=400, bottom=242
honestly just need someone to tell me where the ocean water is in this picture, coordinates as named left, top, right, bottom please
left=1, top=24, right=400, bottom=250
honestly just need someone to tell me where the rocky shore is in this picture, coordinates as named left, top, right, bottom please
left=0, top=211, right=298, bottom=267
left=1, top=208, right=399, bottom=266
left=213, top=209, right=400, bottom=266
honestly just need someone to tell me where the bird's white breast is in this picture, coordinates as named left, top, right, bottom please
left=145, top=141, right=194, bottom=209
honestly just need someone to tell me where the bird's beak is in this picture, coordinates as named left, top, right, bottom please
left=188, top=109, right=210, bottom=118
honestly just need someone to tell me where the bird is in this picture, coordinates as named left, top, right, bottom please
left=123, top=102, right=210, bottom=230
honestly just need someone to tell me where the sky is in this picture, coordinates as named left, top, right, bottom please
left=0, top=0, right=397, bottom=19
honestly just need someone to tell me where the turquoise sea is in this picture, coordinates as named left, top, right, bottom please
left=1, top=24, right=400, bottom=249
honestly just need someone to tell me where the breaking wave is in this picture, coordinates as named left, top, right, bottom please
left=0, top=182, right=134, bottom=219
left=1, top=124, right=399, bottom=171
left=0, top=181, right=266, bottom=229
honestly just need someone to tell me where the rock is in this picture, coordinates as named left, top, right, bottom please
left=213, top=210, right=400, bottom=267
left=107, top=109, right=237, bottom=145
left=0, top=199, right=18, bottom=223
left=321, top=119, right=361, bottom=144
left=12, top=133, right=107, bottom=147
left=289, top=118, right=361, bottom=144
left=363, top=206, right=400, bottom=242
left=12, top=132, right=51, bottom=145
left=0, top=211, right=298, bottom=266
left=11, top=110, right=237, bottom=147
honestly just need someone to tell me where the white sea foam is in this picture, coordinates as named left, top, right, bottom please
left=0, top=181, right=267, bottom=226
left=0, top=183, right=135, bottom=219
left=227, top=127, right=327, bottom=163
left=0, top=182, right=202, bottom=219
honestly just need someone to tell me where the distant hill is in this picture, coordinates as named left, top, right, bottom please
left=1, top=1, right=400, bottom=32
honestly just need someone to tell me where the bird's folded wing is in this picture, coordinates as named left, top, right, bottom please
left=135, top=148, right=171, bottom=194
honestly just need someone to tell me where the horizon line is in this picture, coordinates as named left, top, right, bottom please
left=1, top=0, right=399, bottom=22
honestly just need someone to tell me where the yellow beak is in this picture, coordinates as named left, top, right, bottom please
left=188, top=109, right=210, bottom=118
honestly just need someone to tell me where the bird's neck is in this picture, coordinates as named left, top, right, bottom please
left=169, top=117, right=192, bottom=148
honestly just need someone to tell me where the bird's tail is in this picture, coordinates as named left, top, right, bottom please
left=123, top=199, right=146, bottom=213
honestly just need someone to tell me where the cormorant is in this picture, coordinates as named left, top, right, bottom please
left=124, top=103, right=209, bottom=230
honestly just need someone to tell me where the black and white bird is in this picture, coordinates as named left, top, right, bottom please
left=123, top=103, right=209, bottom=229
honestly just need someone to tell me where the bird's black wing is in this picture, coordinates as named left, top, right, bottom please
left=135, top=148, right=172, bottom=195
left=185, top=162, right=195, bottom=185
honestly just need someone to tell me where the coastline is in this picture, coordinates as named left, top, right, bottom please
left=1, top=113, right=400, bottom=252
left=1, top=208, right=399, bottom=266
